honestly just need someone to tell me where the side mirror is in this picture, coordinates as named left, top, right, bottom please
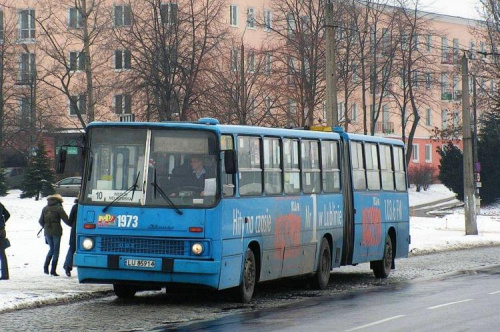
left=224, top=150, right=237, bottom=175
left=57, top=148, right=67, bottom=174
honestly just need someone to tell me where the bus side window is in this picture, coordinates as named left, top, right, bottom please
left=321, top=141, right=341, bottom=192
left=221, top=135, right=235, bottom=197
left=263, top=137, right=282, bottom=194
left=238, top=136, right=262, bottom=196
left=393, top=146, right=407, bottom=191
left=351, top=141, right=366, bottom=190
left=284, top=139, right=300, bottom=194
left=301, top=140, right=320, bottom=193
left=380, top=144, right=395, bottom=190
left=365, top=143, right=381, bottom=190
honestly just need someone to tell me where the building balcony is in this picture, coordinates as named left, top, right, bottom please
left=441, top=52, right=454, bottom=65
left=441, top=91, right=452, bottom=101
left=376, top=121, right=394, bottom=134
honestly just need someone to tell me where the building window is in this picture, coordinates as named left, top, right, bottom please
left=114, top=5, right=131, bottom=27
left=288, top=99, right=297, bottom=118
left=426, top=108, right=432, bottom=126
left=0, top=11, right=4, bottom=42
left=337, top=102, right=344, bottom=123
left=469, top=40, right=475, bottom=59
left=441, top=36, right=448, bottom=62
left=425, top=144, right=432, bottom=163
left=352, top=63, right=359, bottom=83
left=264, top=52, right=272, bottom=75
left=453, top=38, right=459, bottom=63
left=19, top=9, right=35, bottom=40
left=18, top=53, right=35, bottom=84
left=247, top=50, right=255, bottom=73
left=115, top=50, right=131, bottom=70
left=441, top=109, right=448, bottom=129
left=453, top=110, right=459, bottom=128
left=263, top=9, right=272, bottom=31
left=114, top=94, right=132, bottom=114
left=230, top=48, right=239, bottom=71
left=426, top=34, right=432, bottom=52
left=19, top=97, right=32, bottom=128
left=412, top=144, right=419, bottom=162
left=68, top=7, right=83, bottom=28
left=286, top=13, right=296, bottom=38
left=69, top=51, right=86, bottom=71
left=229, top=5, right=238, bottom=26
left=160, top=2, right=178, bottom=25
left=425, top=72, right=432, bottom=89
left=247, top=7, right=255, bottom=28
left=69, top=94, right=87, bottom=115
left=352, top=103, right=358, bottom=123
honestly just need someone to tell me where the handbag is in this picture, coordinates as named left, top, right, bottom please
left=3, top=238, right=10, bottom=249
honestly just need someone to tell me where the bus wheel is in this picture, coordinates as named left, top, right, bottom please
left=113, top=284, right=137, bottom=299
left=372, top=236, right=393, bottom=278
left=311, top=238, right=331, bottom=290
left=238, top=248, right=256, bottom=303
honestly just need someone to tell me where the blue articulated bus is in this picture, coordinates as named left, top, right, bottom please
left=73, top=118, right=409, bottom=302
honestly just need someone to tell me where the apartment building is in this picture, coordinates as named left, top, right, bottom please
left=0, top=1, right=492, bottom=179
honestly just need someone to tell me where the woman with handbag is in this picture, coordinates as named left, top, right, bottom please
left=39, top=194, right=70, bottom=276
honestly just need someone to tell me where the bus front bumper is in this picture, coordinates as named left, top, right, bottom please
left=74, top=253, right=221, bottom=288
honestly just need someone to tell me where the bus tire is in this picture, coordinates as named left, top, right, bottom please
left=311, top=238, right=331, bottom=290
left=238, top=248, right=257, bottom=303
left=372, top=236, right=393, bottom=278
left=113, top=284, right=137, bottom=299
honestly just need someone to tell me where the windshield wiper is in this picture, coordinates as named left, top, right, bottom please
left=102, top=172, right=141, bottom=212
left=151, top=169, right=183, bottom=215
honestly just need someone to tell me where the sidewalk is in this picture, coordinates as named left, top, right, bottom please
left=1, top=187, right=499, bottom=313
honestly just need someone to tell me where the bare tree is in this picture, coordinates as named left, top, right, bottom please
left=472, top=1, right=500, bottom=110
left=391, top=0, right=440, bottom=166
left=0, top=2, right=59, bottom=162
left=201, top=37, right=282, bottom=126
left=34, top=0, right=112, bottom=127
left=267, top=0, right=326, bottom=127
left=111, top=0, right=227, bottom=122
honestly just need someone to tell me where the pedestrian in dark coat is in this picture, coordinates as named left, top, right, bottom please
left=0, top=202, right=11, bottom=280
left=63, top=197, right=78, bottom=277
left=38, top=194, right=70, bottom=276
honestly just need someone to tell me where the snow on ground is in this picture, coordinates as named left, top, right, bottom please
left=0, top=185, right=499, bottom=312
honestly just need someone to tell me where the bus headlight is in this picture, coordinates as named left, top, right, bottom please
left=191, top=243, right=204, bottom=255
left=82, top=237, right=95, bottom=250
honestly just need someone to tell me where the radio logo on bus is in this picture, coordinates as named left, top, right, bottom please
left=98, top=214, right=117, bottom=227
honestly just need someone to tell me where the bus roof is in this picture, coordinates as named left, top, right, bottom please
left=86, top=121, right=404, bottom=146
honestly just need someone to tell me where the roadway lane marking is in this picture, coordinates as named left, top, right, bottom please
left=345, top=315, right=405, bottom=331
left=427, top=299, right=473, bottom=310
left=489, top=291, right=500, bottom=295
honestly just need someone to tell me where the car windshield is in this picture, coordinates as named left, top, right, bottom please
left=82, top=127, right=219, bottom=208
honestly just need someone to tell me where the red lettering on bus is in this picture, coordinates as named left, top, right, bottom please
left=274, top=214, right=301, bottom=259
left=361, top=207, right=382, bottom=246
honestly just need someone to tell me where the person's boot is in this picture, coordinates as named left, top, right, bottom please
left=63, top=264, right=71, bottom=277
left=50, top=259, right=59, bottom=276
left=44, top=257, right=51, bottom=275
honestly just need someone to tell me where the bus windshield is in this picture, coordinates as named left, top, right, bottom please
left=83, top=127, right=218, bottom=208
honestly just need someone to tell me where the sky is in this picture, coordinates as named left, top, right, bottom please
left=0, top=186, right=499, bottom=313
left=420, top=0, right=483, bottom=19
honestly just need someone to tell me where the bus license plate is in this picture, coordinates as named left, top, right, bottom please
left=125, top=259, right=155, bottom=268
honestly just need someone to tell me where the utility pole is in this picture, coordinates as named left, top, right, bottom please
left=325, top=1, right=338, bottom=127
left=472, top=76, right=480, bottom=213
left=461, top=53, right=478, bottom=235
left=240, top=43, right=246, bottom=124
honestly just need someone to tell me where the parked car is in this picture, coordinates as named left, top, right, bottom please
left=53, top=176, right=82, bottom=197
left=3, top=167, right=26, bottom=189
